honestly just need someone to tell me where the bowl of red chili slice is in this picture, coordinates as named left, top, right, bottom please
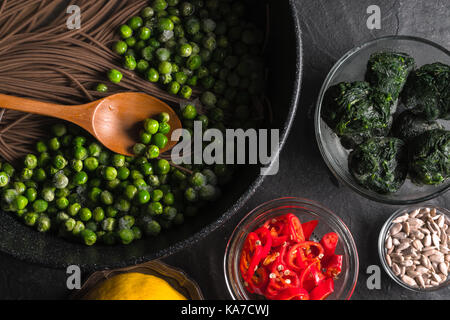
left=224, top=198, right=359, bottom=300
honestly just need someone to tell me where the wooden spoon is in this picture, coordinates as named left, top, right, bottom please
left=0, top=92, right=182, bottom=156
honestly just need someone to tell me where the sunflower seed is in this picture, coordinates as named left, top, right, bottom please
left=385, top=236, right=393, bottom=250
left=401, top=275, right=417, bottom=287
left=429, top=254, right=444, bottom=263
left=392, top=263, right=401, bottom=276
left=412, top=239, right=424, bottom=251
left=415, top=275, right=425, bottom=288
left=393, top=214, right=409, bottom=223
left=390, top=223, right=403, bottom=236
left=439, top=262, right=448, bottom=276
left=386, top=254, right=392, bottom=267
left=393, top=232, right=407, bottom=240
left=432, top=234, right=441, bottom=248
left=423, top=235, right=432, bottom=247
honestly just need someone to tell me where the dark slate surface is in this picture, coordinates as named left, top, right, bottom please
left=0, top=0, right=448, bottom=300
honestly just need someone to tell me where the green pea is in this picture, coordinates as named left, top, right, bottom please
left=141, top=6, right=154, bottom=18
left=79, top=208, right=92, bottom=222
left=36, top=141, right=48, bottom=153
left=112, top=155, right=126, bottom=168
left=106, top=206, right=118, bottom=218
left=118, top=228, right=134, bottom=245
left=132, top=226, right=143, bottom=240
left=158, top=122, right=171, bottom=135
left=119, top=24, right=133, bottom=39
left=179, top=85, right=193, bottom=99
left=158, top=112, right=170, bottom=123
left=87, top=187, right=102, bottom=202
left=73, top=171, right=88, bottom=186
left=0, top=172, right=9, bottom=187
left=84, top=157, right=99, bottom=172
left=144, top=119, right=160, bottom=134
left=107, top=69, right=123, bottom=84
left=158, top=61, right=173, bottom=74
left=72, top=221, right=85, bottom=236
left=185, top=187, right=198, bottom=202
left=100, top=190, right=114, bottom=205
left=162, top=206, right=177, bottom=221
left=123, top=184, right=137, bottom=201
left=137, top=190, right=151, bottom=204
left=151, top=189, right=164, bottom=202
left=117, top=167, right=130, bottom=181
left=14, top=195, right=28, bottom=210
left=144, top=220, right=161, bottom=236
left=174, top=72, right=188, bottom=84
left=147, top=201, right=163, bottom=216
left=113, top=41, right=128, bottom=55
left=147, top=68, right=160, bottom=83
left=96, top=83, right=109, bottom=93
left=186, top=55, right=202, bottom=70
left=123, top=55, right=137, bottom=71
left=56, top=197, right=69, bottom=210
left=24, top=154, right=38, bottom=169
left=152, top=133, right=169, bottom=149
left=80, top=229, right=97, bottom=246
left=24, top=188, right=37, bottom=202
left=146, top=145, right=160, bottom=159
left=182, top=104, right=197, bottom=120
left=137, top=26, right=151, bottom=40
left=56, top=212, right=70, bottom=224
left=48, top=137, right=60, bottom=151
left=179, top=43, right=193, bottom=57
left=53, top=173, right=69, bottom=189
left=128, top=16, right=143, bottom=30
left=33, top=199, right=48, bottom=213
left=68, top=203, right=81, bottom=217
left=24, top=212, right=39, bottom=227
left=167, top=81, right=181, bottom=95
left=163, top=192, right=175, bottom=206
left=115, top=198, right=131, bottom=212
left=147, top=175, right=160, bottom=188
left=93, top=207, right=105, bottom=222
left=102, top=167, right=118, bottom=181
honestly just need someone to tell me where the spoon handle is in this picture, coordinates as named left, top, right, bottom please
left=0, top=93, right=94, bottom=130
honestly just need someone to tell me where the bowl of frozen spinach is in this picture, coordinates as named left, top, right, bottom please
left=315, top=36, right=449, bottom=205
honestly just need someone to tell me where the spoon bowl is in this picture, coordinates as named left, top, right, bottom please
left=0, top=92, right=182, bottom=156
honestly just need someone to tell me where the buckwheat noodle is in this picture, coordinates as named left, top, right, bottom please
left=0, top=0, right=269, bottom=163
left=0, top=0, right=187, bottom=162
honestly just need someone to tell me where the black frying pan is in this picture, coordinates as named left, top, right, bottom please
left=0, top=0, right=303, bottom=270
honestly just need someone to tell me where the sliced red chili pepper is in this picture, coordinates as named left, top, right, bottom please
left=299, top=258, right=321, bottom=292
left=263, top=216, right=289, bottom=246
left=287, top=214, right=305, bottom=243
left=254, top=227, right=273, bottom=258
left=246, top=228, right=273, bottom=280
left=285, top=243, right=308, bottom=272
left=239, top=232, right=262, bottom=282
left=309, top=278, right=334, bottom=300
left=265, top=262, right=300, bottom=299
left=248, top=266, right=269, bottom=295
left=295, top=241, right=325, bottom=267
left=320, top=232, right=339, bottom=256
left=301, top=220, right=318, bottom=240
left=323, top=254, right=343, bottom=279
left=272, top=287, right=310, bottom=300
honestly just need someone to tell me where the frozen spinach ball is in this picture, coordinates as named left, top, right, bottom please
left=409, top=129, right=450, bottom=185
left=349, top=137, right=408, bottom=194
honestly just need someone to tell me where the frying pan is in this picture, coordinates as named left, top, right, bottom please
left=0, top=0, right=303, bottom=270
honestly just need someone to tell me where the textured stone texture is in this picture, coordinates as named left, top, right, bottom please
left=0, top=0, right=448, bottom=299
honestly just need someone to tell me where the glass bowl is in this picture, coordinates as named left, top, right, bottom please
left=315, top=35, right=450, bottom=205
left=224, top=197, right=359, bottom=300
left=378, top=205, right=450, bottom=292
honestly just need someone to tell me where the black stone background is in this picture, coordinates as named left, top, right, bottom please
left=0, top=0, right=449, bottom=300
